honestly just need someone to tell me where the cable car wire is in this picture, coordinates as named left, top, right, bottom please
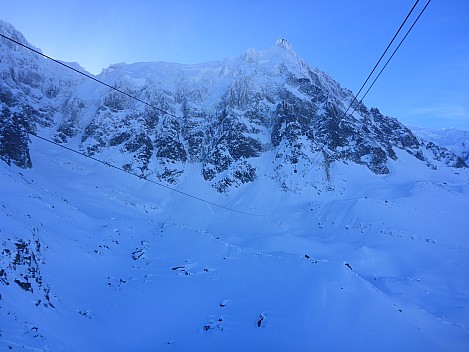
left=304, top=0, right=431, bottom=177
left=343, top=0, right=421, bottom=117
left=349, top=0, right=432, bottom=117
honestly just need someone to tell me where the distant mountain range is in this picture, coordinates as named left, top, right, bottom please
left=409, top=126, right=468, bottom=163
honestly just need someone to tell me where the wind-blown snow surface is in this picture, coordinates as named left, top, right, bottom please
left=1, top=134, right=469, bottom=351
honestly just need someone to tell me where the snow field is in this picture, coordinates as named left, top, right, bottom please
left=0, top=136, right=468, bottom=351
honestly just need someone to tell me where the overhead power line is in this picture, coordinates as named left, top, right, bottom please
left=27, top=132, right=264, bottom=217
left=0, top=33, right=179, bottom=119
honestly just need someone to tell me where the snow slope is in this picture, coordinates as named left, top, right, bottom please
left=1, top=133, right=468, bottom=351
left=1, top=19, right=469, bottom=351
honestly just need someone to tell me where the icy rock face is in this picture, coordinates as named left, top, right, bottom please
left=0, top=20, right=83, bottom=167
left=0, top=235, right=55, bottom=308
left=0, top=20, right=466, bottom=191
left=0, top=104, right=32, bottom=168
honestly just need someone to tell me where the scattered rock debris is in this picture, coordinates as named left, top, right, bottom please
left=78, top=309, right=92, bottom=319
left=203, top=316, right=224, bottom=332
left=132, top=249, right=144, bottom=260
left=257, top=313, right=266, bottom=328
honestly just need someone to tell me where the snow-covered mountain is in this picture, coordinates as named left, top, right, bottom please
left=0, top=21, right=465, bottom=192
left=1, top=20, right=469, bottom=351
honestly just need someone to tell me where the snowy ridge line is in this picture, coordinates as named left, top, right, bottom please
left=0, top=32, right=178, bottom=119
left=27, top=132, right=266, bottom=217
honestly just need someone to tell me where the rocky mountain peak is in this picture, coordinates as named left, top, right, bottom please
left=276, top=38, right=294, bottom=52
left=0, top=21, right=466, bottom=193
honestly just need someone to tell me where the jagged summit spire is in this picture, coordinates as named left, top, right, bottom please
left=276, top=38, right=293, bottom=51
left=274, top=38, right=298, bottom=60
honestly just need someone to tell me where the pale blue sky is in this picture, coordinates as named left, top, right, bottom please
left=1, top=0, right=468, bottom=130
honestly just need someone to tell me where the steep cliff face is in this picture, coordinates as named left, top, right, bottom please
left=0, top=21, right=84, bottom=168
left=0, top=21, right=466, bottom=192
